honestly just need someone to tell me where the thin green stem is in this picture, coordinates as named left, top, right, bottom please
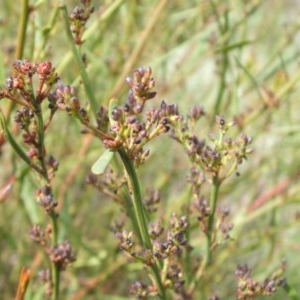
left=35, top=1, right=60, bottom=60
left=184, top=187, right=193, bottom=283
left=122, top=188, right=143, bottom=244
left=36, top=112, right=49, bottom=181
left=15, top=0, right=29, bottom=59
left=211, top=2, right=230, bottom=119
left=117, top=147, right=166, bottom=299
left=151, top=263, right=167, bottom=300
left=206, top=175, right=220, bottom=266
left=50, top=212, right=59, bottom=300
left=60, top=4, right=98, bottom=119
left=117, top=147, right=151, bottom=249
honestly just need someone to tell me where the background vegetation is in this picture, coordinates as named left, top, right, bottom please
left=0, top=0, right=300, bottom=299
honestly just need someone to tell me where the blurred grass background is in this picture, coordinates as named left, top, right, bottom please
left=0, top=0, right=300, bottom=299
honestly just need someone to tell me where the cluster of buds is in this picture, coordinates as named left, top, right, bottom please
left=165, top=264, right=186, bottom=295
left=29, top=191, right=76, bottom=296
left=115, top=230, right=135, bottom=253
left=192, top=183, right=233, bottom=240
left=51, top=67, right=180, bottom=165
left=193, top=195, right=210, bottom=233
left=187, top=104, right=206, bottom=125
left=86, top=168, right=126, bottom=198
left=49, top=82, right=90, bottom=125
left=69, top=0, right=94, bottom=45
left=103, top=67, right=180, bottom=165
left=235, top=263, right=286, bottom=299
left=115, top=214, right=189, bottom=266
left=0, top=59, right=59, bottom=107
left=129, top=281, right=152, bottom=299
left=143, top=188, right=161, bottom=213
left=0, top=59, right=60, bottom=181
left=153, top=213, right=189, bottom=260
left=46, top=155, right=59, bottom=180
left=217, top=206, right=233, bottom=240
left=30, top=225, right=76, bottom=271
left=125, top=67, right=157, bottom=114
left=48, top=241, right=76, bottom=271
left=169, top=213, right=189, bottom=247
left=148, top=221, right=164, bottom=240
left=36, top=185, right=58, bottom=215
left=115, top=214, right=190, bottom=296
left=0, top=58, right=77, bottom=298
left=171, top=115, right=252, bottom=181
left=30, top=225, right=47, bottom=246
left=115, top=230, right=156, bottom=266
left=14, top=107, right=34, bottom=130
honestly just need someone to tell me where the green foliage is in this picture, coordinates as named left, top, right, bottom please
left=0, top=0, right=300, bottom=299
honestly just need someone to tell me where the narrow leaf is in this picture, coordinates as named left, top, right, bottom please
left=15, top=267, right=31, bottom=300
left=91, top=149, right=114, bottom=175
left=215, top=40, right=252, bottom=53
left=0, top=111, right=32, bottom=167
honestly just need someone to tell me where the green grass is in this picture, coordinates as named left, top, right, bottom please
left=0, top=0, right=300, bottom=299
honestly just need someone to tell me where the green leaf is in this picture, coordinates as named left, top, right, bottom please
left=0, top=111, right=32, bottom=167
left=215, top=40, right=252, bottom=53
left=91, top=149, right=114, bottom=175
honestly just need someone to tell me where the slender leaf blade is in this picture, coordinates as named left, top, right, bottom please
left=0, top=111, right=32, bottom=167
